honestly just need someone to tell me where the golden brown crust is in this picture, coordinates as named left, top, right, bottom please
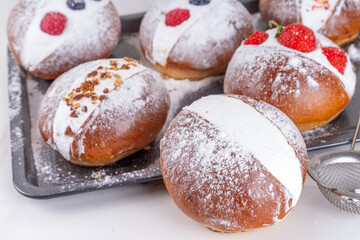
left=154, top=62, right=227, bottom=81
left=259, top=0, right=300, bottom=26
left=7, top=1, right=121, bottom=80
left=69, top=148, right=142, bottom=167
left=259, top=0, right=360, bottom=46
left=38, top=59, right=170, bottom=167
left=224, top=47, right=350, bottom=132
left=139, top=0, right=254, bottom=80
left=160, top=107, right=306, bottom=232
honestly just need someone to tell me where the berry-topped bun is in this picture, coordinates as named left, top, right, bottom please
left=39, top=58, right=170, bottom=167
left=160, top=94, right=308, bottom=232
left=224, top=23, right=356, bottom=132
left=139, top=0, right=254, bottom=80
left=7, top=0, right=121, bottom=80
left=259, top=0, right=360, bottom=46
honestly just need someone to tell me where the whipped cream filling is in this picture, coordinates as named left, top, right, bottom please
left=152, top=0, right=223, bottom=66
left=21, top=0, right=109, bottom=70
left=301, top=0, right=340, bottom=31
left=52, top=59, right=146, bottom=160
left=185, top=95, right=303, bottom=207
left=241, top=28, right=356, bottom=97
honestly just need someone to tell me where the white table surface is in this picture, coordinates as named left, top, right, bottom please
left=1, top=1, right=360, bottom=239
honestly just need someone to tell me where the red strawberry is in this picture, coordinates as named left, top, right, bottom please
left=165, top=8, right=190, bottom=27
left=278, top=23, right=316, bottom=53
left=41, top=12, right=67, bottom=35
left=322, top=47, right=347, bottom=74
left=244, top=31, right=269, bottom=45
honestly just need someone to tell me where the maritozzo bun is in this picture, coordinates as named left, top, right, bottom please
left=224, top=24, right=356, bottom=132
left=259, top=0, right=360, bottom=46
left=160, top=94, right=308, bottom=232
left=39, top=58, right=170, bottom=167
left=7, top=0, right=121, bottom=80
left=139, top=0, right=254, bottom=80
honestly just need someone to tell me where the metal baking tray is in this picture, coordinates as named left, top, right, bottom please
left=8, top=0, right=360, bottom=199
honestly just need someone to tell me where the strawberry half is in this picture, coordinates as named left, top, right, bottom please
left=243, top=31, right=269, bottom=45
left=322, top=47, right=347, bottom=74
left=278, top=23, right=316, bottom=53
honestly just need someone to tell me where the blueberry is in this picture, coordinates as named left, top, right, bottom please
left=67, top=0, right=85, bottom=10
left=189, top=0, right=211, bottom=6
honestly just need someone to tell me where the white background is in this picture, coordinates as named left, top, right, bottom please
left=1, top=1, right=360, bottom=239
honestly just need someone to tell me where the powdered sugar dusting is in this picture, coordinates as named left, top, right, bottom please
left=8, top=0, right=120, bottom=78
left=161, top=106, right=298, bottom=231
left=141, top=0, right=254, bottom=69
left=184, top=95, right=304, bottom=205
left=238, top=95, right=308, bottom=180
left=151, top=0, right=223, bottom=66
left=8, top=52, right=24, bottom=121
left=260, top=29, right=355, bottom=97
left=21, top=0, right=110, bottom=69
left=52, top=59, right=147, bottom=160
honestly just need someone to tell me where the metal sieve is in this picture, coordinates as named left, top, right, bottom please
left=308, top=115, right=360, bottom=214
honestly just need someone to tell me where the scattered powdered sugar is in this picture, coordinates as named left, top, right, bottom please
left=8, top=51, right=24, bottom=121
left=302, top=124, right=340, bottom=145
left=155, top=76, right=223, bottom=142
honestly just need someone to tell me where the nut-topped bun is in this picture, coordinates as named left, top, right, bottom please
left=259, top=0, right=360, bottom=46
left=39, top=58, right=170, bottom=167
left=160, top=94, right=308, bottom=232
left=7, top=0, right=121, bottom=80
left=139, top=0, right=254, bottom=80
left=224, top=24, right=356, bottom=131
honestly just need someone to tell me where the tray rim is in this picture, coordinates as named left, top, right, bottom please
left=8, top=3, right=360, bottom=199
left=9, top=12, right=164, bottom=199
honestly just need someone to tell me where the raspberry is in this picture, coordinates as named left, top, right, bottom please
left=243, top=31, right=269, bottom=45
left=322, top=47, right=347, bottom=74
left=165, top=8, right=190, bottom=27
left=278, top=24, right=316, bottom=53
left=189, top=0, right=210, bottom=5
left=41, top=12, right=67, bottom=36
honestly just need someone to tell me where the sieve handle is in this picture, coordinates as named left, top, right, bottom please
left=350, top=114, right=360, bottom=151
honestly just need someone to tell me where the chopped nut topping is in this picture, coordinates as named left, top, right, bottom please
left=92, top=100, right=97, bottom=104
left=64, top=126, right=74, bottom=137
left=75, top=87, right=81, bottom=93
left=70, top=111, right=78, bottom=118
left=99, top=95, right=107, bottom=101
left=110, top=60, right=118, bottom=67
left=139, top=61, right=144, bottom=65
left=99, top=72, right=112, bottom=80
left=87, top=70, right=98, bottom=78
left=74, top=94, right=84, bottom=101
left=82, top=106, right=88, bottom=113
left=128, top=62, right=137, bottom=67
left=97, top=66, right=103, bottom=70
left=67, top=98, right=74, bottom=106
left=114, top=79, right=123, bottom=87
left=103, top=88, right=109, bottom=93
left=113, top=74, right=121, bottom=79
left=120, top=64, right=130, bottom=70
left=124, top=57, right=135, bottom=62
left=73, top=103, right=80, bottom=109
